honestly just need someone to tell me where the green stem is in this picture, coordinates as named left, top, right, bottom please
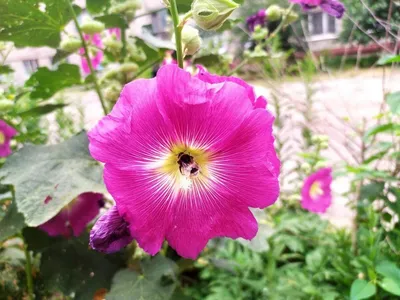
left=169, top=0, right=184, bottom=68
left=267, top=3, right=295, bottom=42
left=67, top=2, right=108, bottom=115
left=227, top=58, right=248, bottom=76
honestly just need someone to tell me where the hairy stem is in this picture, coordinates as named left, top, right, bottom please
left=67, top=2, right=108, bottom=115
left=169, top=0, right=184, bottom=68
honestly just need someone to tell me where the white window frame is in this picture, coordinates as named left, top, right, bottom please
left=307, top=11, right=338, bottom=41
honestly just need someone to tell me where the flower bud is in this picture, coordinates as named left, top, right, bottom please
left=358, top=273, right=365, bottom=280
left=109, top=0, right=141, bottom=14
left=60, top=38, right=82, bottom=52
left=0, top=99, right=14, bottom=111
left=266, top=5, right=282, bottom=22
left=282, top=9, right=299, bottom=25
left=104, top=81, right=122, bottom=102
left=320, top=141, right=329, bottom=149
left=127, top=43, right=147, bottom=61
left=80, top=20, right=105, bottom=35
left=103, top=36, right=123, bottom=53
left=119, top=62, right=139, bottom=73
left=191, top=0, right=239, bottom=31
left=300, top=162, right=311, bottom=173
left=252, top=25, right=269, bottom=41
left=181, top=26, right=202, bottom=56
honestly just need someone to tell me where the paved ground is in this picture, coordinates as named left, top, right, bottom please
left=63, top=68, right=400, bottom=228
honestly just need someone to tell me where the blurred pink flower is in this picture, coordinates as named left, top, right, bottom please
left=0, top=120, right=17, bottom=158
left=80, top=33, right=103, bottom=75
left=301, top=167, right=332, bottom=214
left=108, top=28, right=121, bottom=40
left=39, top=192, right=104, bottom=237
left=88, top=64, right=280, bottom=259
left=290, top=0, right=345, bottom=18
left=246, top=9, right=267, bottom=32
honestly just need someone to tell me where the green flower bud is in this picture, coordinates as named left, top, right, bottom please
left=315, top=161, right=328, bottom=169
left=162, top=0, right=170, bottom=7
left=80, top=20, right=105, bottom=35
left=266, top=5, right=282, bottom=22
left=0, top=99, right=14, bottom=111
left=100, top=69, right=120, bottom=83
left=60, top=38, right=82, bottom=53
left=311, top=134, right=329, bottom=144
left=191, top=0, right=239, bottom=31
left=127, top=42, right=147, bottom=61
left=300, top=162, right=311, bottom=173
left=119, top=62, right=139, bottom=73
left=282, top=9, right=299, bottom=25
left=252, top=25, right=269, bottom=41
left=320, top=141, right=329, bottom=149
left=181, top=25, right=202, bottom=56
left=109, top=0, right=141, bottom=14
left=103, top=36, right=123, bottom=53
left=104, top=81, right=122, bottom=102
left=287, top=194, right=301, bottom=202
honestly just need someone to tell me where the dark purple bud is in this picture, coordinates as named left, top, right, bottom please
left=321, top=0, right=345, bottom=19
left=90, top=206, right=134, bottom=253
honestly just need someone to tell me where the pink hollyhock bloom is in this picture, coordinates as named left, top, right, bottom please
left=301, top=167, right=332, bottom=214
left=108, top=28, right=121, bottom=40
left=0, top=120, right=17, bottom=158
left=246, top=9, right=267, bottom=32
left=88, top=65, right=280, bottom=259
left=39, top=192, right=104, bottom=237
left=197, top=65, right=268, bottom=109
left=290, top=0, right=345, bottom=19
left=80, top=33, right=103, bottom=75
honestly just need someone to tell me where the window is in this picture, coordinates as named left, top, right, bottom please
left=308, top=12, right=337, bottom=37
left=23, top=59, right=39, bottom=74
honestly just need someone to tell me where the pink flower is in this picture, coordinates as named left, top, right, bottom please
left=88, top=65, right=280, bottom=259
left=80, top=33, right=103, bottom=75
left=39, top=192, right=104, bottom=237
left=290, top=0, right=345, bottom=19
left=246, top=9, right=267, bottom=32
left=0, top=120, right=17, bottom=158
left=301, top=167, right=332, bottom=214
left=108, top=28, right=121, bottom=40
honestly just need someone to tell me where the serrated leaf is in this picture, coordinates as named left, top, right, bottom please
left=0, top=65, right=13, bottom=74
left=40, top=234, right=119, bottom=300
left=0, top=201, right=25, bottom=242
left=17, top=103, right=67, bottom=118
left=25, top=64, right=81, bottom=100
left=379, top=277, right=400, bottom=296
left=87, top=0, right=110, bottom=15
left=0, top=132, right=106, bottom=227
left=0, top=0, right=80, bottom=48
left=95, top=14, right=128, bottom=29
left=350, top=279, right=376, bottom=300
left=386, top=92, right=400, bottom=115
left=107, top=255, right=178, bottom=300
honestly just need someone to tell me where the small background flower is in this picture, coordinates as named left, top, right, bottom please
left=301, top=167, right=333, bottom=214
left=0, top=120, right=17, bottom=158
left=80, top=33, right=104, bottom=75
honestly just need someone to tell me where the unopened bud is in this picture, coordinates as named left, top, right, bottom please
left=60, top=38, right=82, bottom=52
left=0, top=99, right=14, bottom=111
left=252, top=26, right=269, bottom=41
left=320, top=141, right=329, bottom=149
left=181, top=26, right=202, bottom=56
left=103, top=36, right=123, bottom=53
left=266, top=5, right=282, bottom=22
left=283, top=9, right=299, bottom=25
left=191, top=0, right=239, bottom=31
left=127, top=43, right=147, bottom=61
left=80, top=20, right=105, bottom=35
left=358, top=273, right=365, bottom=280
left=104, top=81, right=122, bottom=102
left=300, top=162, right=311, bottom=173
left=109, top=0, right=141, bottom=14
left=119, top=62, right=139, bottom=73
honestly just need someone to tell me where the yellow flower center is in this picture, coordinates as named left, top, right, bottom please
left=310, top=181, right=323, bottom=200
left=158, top=144, right=211, bottom=192
left=0, top=132, right=5, bottom=145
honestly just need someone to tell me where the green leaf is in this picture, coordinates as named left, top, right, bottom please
left=364, top=123, right=400, bottom=140
left=0, top=201, right=25, bottom=243
left=22, top=227, right=64, bottom=253
left=0, top=0, right=80, bottom=48
left=386, top=92, right=400, bottom=115
left=107, top=255, right=178, bottom=300
left=350, top=279, right=376, bottom=300
left=377, top=55, right=400, bottom=65
left=40, top=234, right=120, bottom=300
left=95, top=14, right=128, bottom=29
left=0, top=132, right=106, bottom=227
left=360, top=182, right=384, bottom=201
left=51, top=49, right=71, bottom=65
left=379, top=277, right=400, bottom=296
left=17, top=103, right=67, bottom=118
left=25, top=64, right=81, bottom=100
left=376, top=261, right=400, bottom=282
left=306, top=248, right=324, bottom=272
left=87, top=0, right=110, bottom=15
left=0, top=65, right=13, bottom=74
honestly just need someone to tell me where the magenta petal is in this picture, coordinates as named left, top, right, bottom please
left=0, top=120, right=17, bottom=158
left=39, top=192, right=104, bottom=237
left=90, top=206, right=133, bottom=253
left=301, top=167, right=333, bottom=214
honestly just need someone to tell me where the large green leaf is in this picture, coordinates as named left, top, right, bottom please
left=25, top=64, right=81, bottom=100
left=364, top=123, right=400, bottom=140
left=0, top=132, right=106, bottom=227
left=0, top=0, right=80, bottom=48
left=386, top=92, right=400, bottom=115
left=107, top=255, right=178, bottom=300
left=95, top=14, right=128, bottom=29
left=40, top=234, right=120, bottom=300
left=376, top=261, right=400, bottom=282
left=0, top=202, right=25, bottom=243
left=87, top=0, right=110, bottom=15
left=350, top=279, right=376, bottom=300
left=380, top=278, right=400, bottom=296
